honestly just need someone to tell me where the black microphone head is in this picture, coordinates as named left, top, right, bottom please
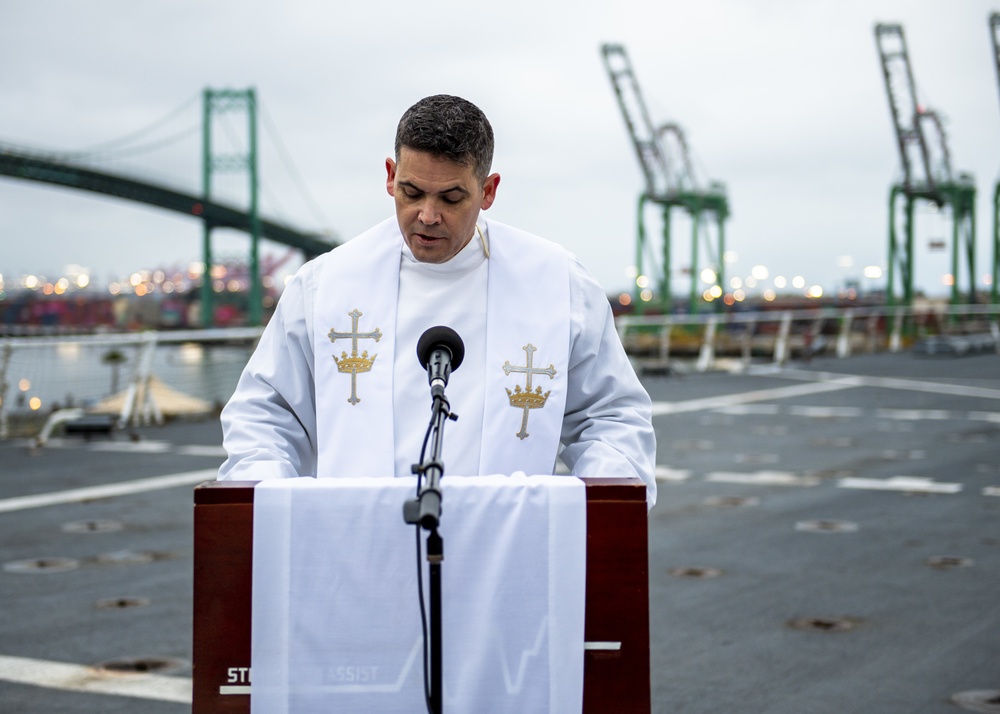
left=417, top=326, right=465, bottom=371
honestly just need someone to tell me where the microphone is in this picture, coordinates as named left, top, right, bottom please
left=416, top=326, right=465, bottom=399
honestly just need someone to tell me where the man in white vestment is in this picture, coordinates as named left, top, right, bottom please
left=218, top=94, right=656, bottom=508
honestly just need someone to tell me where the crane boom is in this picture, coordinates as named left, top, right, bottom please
left=600, top=44, right=682, bottom=198
left=600, top=43, right=728, bottom=313
left=874, top=23, right=942, bottom=195
left=874, top=22, right=977, bottom=311
left=991, top=14, right=1000, bottom=117
left=988, top=12, right=1000, bottom=305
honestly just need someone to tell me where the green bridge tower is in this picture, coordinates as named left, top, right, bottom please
left=201, top=88, right=261, bottom=326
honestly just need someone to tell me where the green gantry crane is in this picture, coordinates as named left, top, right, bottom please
left=601, top=43, right=729, bottom=313
left=875, top=23, right=977, bottom=310
left=987, top=12, right=1000, bottom=306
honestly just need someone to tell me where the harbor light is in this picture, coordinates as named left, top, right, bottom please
left=700, top=268, right=717, bottom=285
left=792, top=275, right=806, bottom=289
left=773, top=276, right=787, bottom=289
left=751, top=265, right=769, bottom=281
left=863, top=266, right=883, bottom=279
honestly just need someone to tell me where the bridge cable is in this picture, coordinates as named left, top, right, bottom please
left=259, top=100, right=333, bottom=231
left=68, top=93, right=201, bottom=159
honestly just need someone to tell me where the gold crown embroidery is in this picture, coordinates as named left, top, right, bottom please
left=328, top=309, right=382, bottom=405
left=503, top=343, right=556, bottom=440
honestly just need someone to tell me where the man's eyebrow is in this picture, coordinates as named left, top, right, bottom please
left=399, top=180, right=470, bottom=195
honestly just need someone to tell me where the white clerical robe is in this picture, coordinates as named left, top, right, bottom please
left=219, top=216, right=657, bottom=507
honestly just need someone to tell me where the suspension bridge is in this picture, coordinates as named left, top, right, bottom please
left=0, top=89, right=340, bottom=326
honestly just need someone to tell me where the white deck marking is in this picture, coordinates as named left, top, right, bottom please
left=968, top=411, right=1000, bottom=423
left=177, top=444, right=228, bottom=457
left=0, top=469, right=217, bottom=514
left=984, top=487, right=1000, bottom=497
left=716, top=404, right=780, bottom=415
left=655, top=466, right=692, bottom=482
left=706, top=471, right=820, bottom=487
left=787, top=406, right=865, bottom=419
left=651, top=380, right=855, bottom=416
left=778, top=369, right=1000, bottom=400
left=838, top=476, right=962, bottom=494
left=0, top=654, right=191, bottom=703
left=876, top=409, right=953, bottom=421
left=88, top=440, right=173, bottom=453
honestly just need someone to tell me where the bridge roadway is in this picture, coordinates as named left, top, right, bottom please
left=0, top=351, right=997, bottom=712
left=0, top=148, right=338, bottom=259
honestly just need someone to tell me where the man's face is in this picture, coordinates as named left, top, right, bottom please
left=386, top=147, right=500, bottom=263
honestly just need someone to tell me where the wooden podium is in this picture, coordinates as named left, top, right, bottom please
left=192, top=478, right=650, bottom=712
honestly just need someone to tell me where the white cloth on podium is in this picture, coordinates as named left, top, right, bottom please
left=251, top=474, right=587, bottom=714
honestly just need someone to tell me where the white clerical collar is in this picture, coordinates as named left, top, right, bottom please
left=400, top=222, right=489, bottom=274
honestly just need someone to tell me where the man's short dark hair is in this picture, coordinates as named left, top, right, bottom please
left=394, top=95, right=494, bottom=183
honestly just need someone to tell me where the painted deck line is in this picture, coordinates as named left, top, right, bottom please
left=651, top=380, right=856, bottom=416
left=655, top=466, right=692, bottom=482
left=787, top=406, right=865, bottom=419
left=838, top=476, right=962, bottom=494
left=0, top=654, right=191, bottom=703
left=876, top=409, right=954, bottom=420
left=0, top=468, right=217, bottom=514
left=706, top=471, right=820, bottom=487
left=778, top=369, right=1000, bottom=401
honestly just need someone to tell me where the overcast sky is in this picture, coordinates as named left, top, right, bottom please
left=2, top=0, right=998, bottom=299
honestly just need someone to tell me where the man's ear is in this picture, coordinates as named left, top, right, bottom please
left=480, top=173, right=500, bottom=210
left=385, top=158, right=397, bottom=197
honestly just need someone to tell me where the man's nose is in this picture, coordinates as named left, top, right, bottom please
left=418, top=199, right=442, bottom=225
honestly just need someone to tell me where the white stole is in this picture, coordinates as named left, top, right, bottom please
left=312, top=217, right=571, bottom=478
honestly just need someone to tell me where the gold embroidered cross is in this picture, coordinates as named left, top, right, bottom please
left=503, top=343, right=556, bottom=440
left=328, top=309, right=382, bottom=405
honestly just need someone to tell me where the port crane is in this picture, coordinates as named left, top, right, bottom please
left=601, top=43, right=729, bottom=313
left=987, top=12, right=1000, bottom=305
left=874, top=23, right=977, bottom=309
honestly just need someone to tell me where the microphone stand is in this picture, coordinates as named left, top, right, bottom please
left=403, top=389, right=457, bottom=714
